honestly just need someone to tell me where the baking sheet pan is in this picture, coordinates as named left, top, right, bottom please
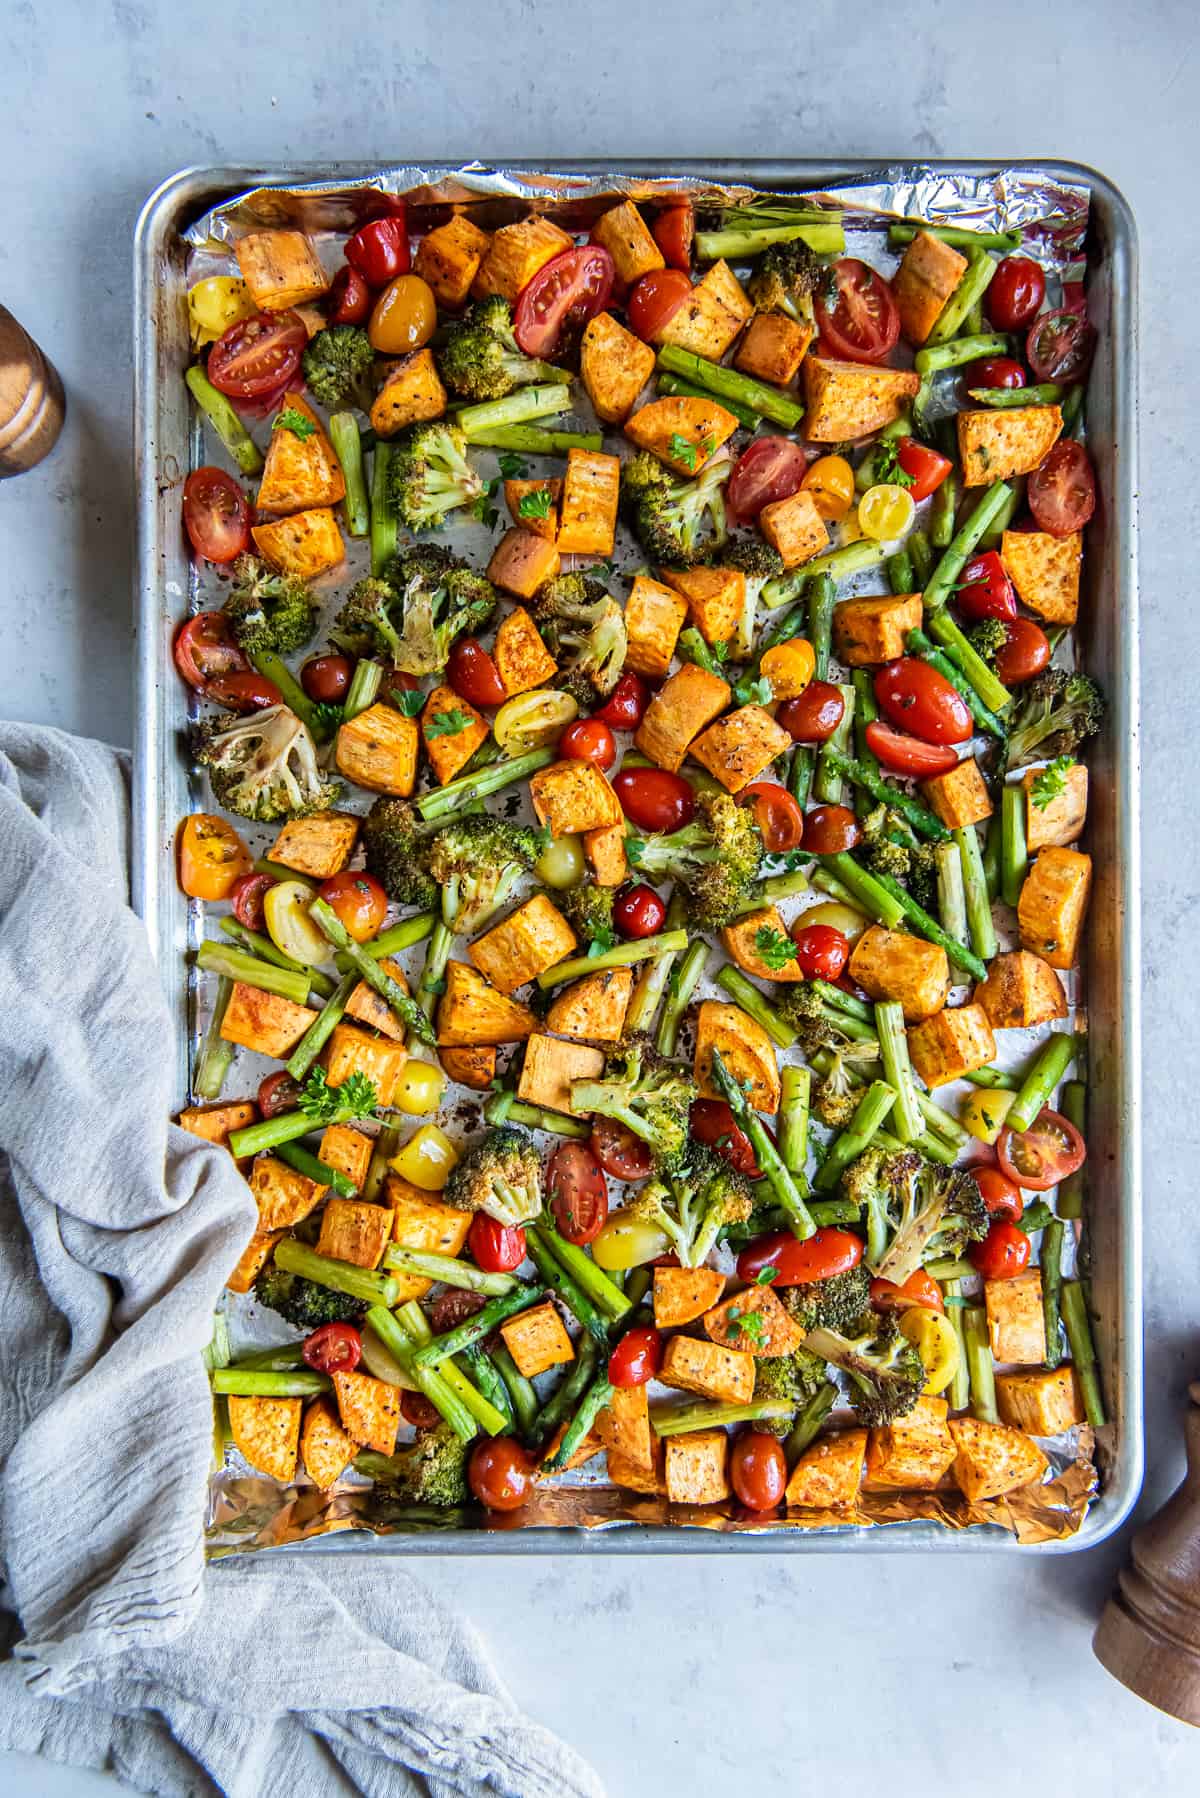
left=133, top=161, right=1141, bottom=1552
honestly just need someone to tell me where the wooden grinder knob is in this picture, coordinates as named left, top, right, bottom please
left=0, top=303, right=65, bottom=476
left=1093, top=1383, right=1200, bottom=1726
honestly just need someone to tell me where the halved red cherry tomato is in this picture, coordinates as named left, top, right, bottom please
left=690, top=1099, right=763, bottom=1179
left=737, top=1227, right=863, bottom=1286
left=257, top=1071, right=301, bottom=1117
left=447, top=637, right=506, bottom=709
left=468, top=1213, right=527, bottom=1274
left=229, top=871, right=276, bottom=932
left=428, top=1290, right=486, bottom=1335
left=874, top=658, right=973, bottom=746
left=302, top=654, right=353, bottom=704
left=401, top=1391, right=442, bottom=1429
left=969, top=1219, right=1031, bottom=1280
left=1027, top=308, right=1095, bottom=384
left=789, top=922, right=850, bottom=981
left=625, top=267, right=691, bottom=343
left=345, top=212, right=410, bottom=286
left=985, top=256, right=1046, bottom=332
left=614, top=884, right=667, bottom=940
left=974, top=1163, right=1025, bottom=1222
left=777, top=681, right=845, bottom=744
left=815, top=258, right=900, bottom=363
left=803, top=803, right=861, bottom=855
left=995, top=1107, right=1086, bottom=1191
left=895, top=438, right=951, bottom=503
left=560, top=717, right=617, bottom=769
left=591, top=1118, right=654, bottom=1181
left=595, top=671, right=649, bottom=732
left=173, top=611, right=248, bottom=690
left=178, top=813, right=252, bottom=901
left=612, top=766, right=695, bottom=833
left=608, top=1326, right=663, bottom=1388
left=652, top=206, right=694, bottom=271
left=318, top=871, right=388, bottom=942
left=206, top=671, right=283, bottom=713
left=468, top=1436, right=535, bottom=1511
left=183, top=467, right=251, bottom=564
left=515, top=246, right=614, bottom=358
left=741, top=782, right=805, bottom=853
left=993, top=615, right=1052, bottom=686
left=870, top=1269, right=945, bottom=1314
left=731, top=1431, right=786, bottom=1511
left=864, top=719, right=959, bottom=777
left=967, top=356, right=1026, bottom=391
left=546, top=1141, right=609, bottom=1245
left=207, top=310, right=307, bottom=400
left=303, top=1322, right=362, bottom=1374
left=327, top=265, right=371, bottom=324
left=726, top=436, right=809, bottom=521
left=1028, top=439, right=1097, bottom=537
left=956, top=551, right=1017, bottom=623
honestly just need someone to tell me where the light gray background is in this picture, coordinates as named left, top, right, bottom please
left=2, top=3, right=1198, bottom=1793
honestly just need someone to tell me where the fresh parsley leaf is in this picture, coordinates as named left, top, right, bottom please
left=1031, top=754, right=1075, bottom=809
left=625, top=835, right=646, bottom=867
left=586, top=928, right=617, bottom=957
left=274, top=407, right=316, bottom=440
left=668, top=432, right=699, bottom=471
left=733, top=675, right=774, bottom=707
left=755, top=1265, right=780, bottom=1285
left=754, top=925, right=799, bottom=971
left=727, top=1306, right=766, bottom=1343
left=517, top=487, right=554, bottom=520
left=299, top=1066, right=378, bottom=1123
left=310, top=701, right=345, bottom=733
left=873, top=437, right=914, bottom=488
left=471, top=492, right=500, bottom=530
left=497, top=452, right=529, bottom=480
left=426, top=708, right=474, bottom=739
left=389, top=686, right=426, bottom=718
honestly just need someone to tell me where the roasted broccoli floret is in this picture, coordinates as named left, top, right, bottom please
left=367, top=1423, right=471, bottom=1507
left=752, top=1346, right=829, bottom=1436
left=745, top=239, right=822, bottom=326
left=222, top=553, right=320, bottom=657
left=428, top=815, right=540, bottom=935
left=812, top=1040, right=882, bottom=1128
left=388, top=421, right=485, bottom=531
left=626, top=789, right=763, bottom=930
left=194, top=704, right=339, bottom=822
left=531, top=569, right=628, bottom=702
left=436, top=295, right=566, bottom=402
left=443, top=1126, right=543, bottom=1228
left=624, top=453, right=730, bottom=567
left=966, top=617, right=1010, bottom=666
left=777, top=982, right=873, bottom=1058
left=300, top=324, right=374, bottom=410
left=360, top=796, right=438, bottom=909
left=627, top=1144, right=754, bottom=1266
left=865, top=1149, right=988, bottom=1286
left=332, top=543, right=497, bottom=674
left=780, top=1262, right=872, bottom=1334
left=253, top=1266, right=365, bottom=1331
left=713, top=536, right=786, bottom=660
left=570, top=1043, right=697, bottom=1174
left=804, top=1311, right=925, bottom=1427
left=558, top=880, right=616, bottom=946
left=859, top=804, right=937, bottom=911
left=1005, top=668, right=1106, bottom=770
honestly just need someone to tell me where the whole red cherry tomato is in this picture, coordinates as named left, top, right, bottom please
left=612, top=767, right=695, bottom=833
left=468, top=1437, right=535, bottom=1512
left=995, top=1107, right=1086, bottom=1191
left=789, top=922, right=850, bottom=981
left=560, top=717, right=617, bottom=769
left=173, top=612, right=248, bottom=690
left=864, top=720, right=959, bottom=777
left=870, top=1270, right=945, bottom=1313
left=803, top=804, right=861, bottom=855
left=327, top=266, right=372, bottom=324
left=815, top=258, right=900, bottom=363
left=183, top=467, right=251, bottom=564
left=726, top=437, right=809, bottom=520
left=993, top=616, right=1052, bottom=686
left=777, top=681, right=845, bottom=744
left=626, top=267, right=691, bottom=342
left=468, top=1213, right=527, bottom=1274
left=546, top=1141, right=609, bottom=1245
left=1027, top=308, right=1095, bottom=384
left=594, top=671, right=649, bottom=731
left=741, top=782, right=804, bottom=854
left=974, top=1164, right=1025, bottom=1223
left=401, top=1391, right=442, bottom=1429
left=1028, top=440, right=1097, bottom=537
left=690, top=1099, right=763, bottom=1178
left=302, top=654, right=353, bottom=704
left=614, top=884, right=667, bottom=939
left=956, top=551, right=1017, bottom=623
left=874, top=657, right=973, bottom=745
left=303, top=1322, right=362, bottom=1374
left=229, top=871, right=276, bottom=932
left=969, top=1220, right=1032, bottom=1281
left=737, top=1227, right=863, bottom=1286
left=515, top=246, right=614, bottom=357
left=447, top=637, right=507, bottom=708
left=609, top=1326, right=664, bottom=1388
left=985, top=256, right=1046, bottom=332
left=345, top=212, right=410, bottom=287
left=731, top=1431, right=787, bottom=1511
left=895, top=438, right=951, bottom=503
left=257, top=1071, right=302, bottom=1118
left=652, top=206, right=694, bottom=272
left=318, top=871, right=388, bottom=942
left=207, top=311, right=307, bottom=401
left=591, top=1118, right=654, bottom=1181
left=967, top=356, right=1026, bottom=391
left=206, top=671, right=284, bottom=713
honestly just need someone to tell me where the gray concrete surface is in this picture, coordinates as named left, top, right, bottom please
left=1, top=2, right=1198, bottom=1792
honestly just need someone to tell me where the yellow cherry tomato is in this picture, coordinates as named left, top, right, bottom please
left=591, top=1211, right=671, bottom=1271
left=535, top=834, right=585, bottom=890
left=263, top=879, right=329, bottom=967
left=898, top=1305, right=962, bottom=1396
left=177, top=812, right=251, bottom=900
left=368, top=275, right=437, bottom=354
left=857, top=482, right=916, bottom=542
left=391, top=1058, right=447, bottom=1117
left=961, top=1087, right=1017, bottom=1146
left=494, top=688, right=578, bottom=755
left=389, top=1123, right=459, bottom=1191
left=801, top=454, right=856, bottom=521
left=759, top=636, right=816, bottom=701
left=797, top=899, right=869, bottom=944
left=187, top=276, right=255, bottom=347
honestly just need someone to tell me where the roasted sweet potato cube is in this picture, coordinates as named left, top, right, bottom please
left=345, top=957, right=409, bottom=1042
left=556, top=450, right=621, bottom=556
left=758, top=489, right=829, bottom=569
left=664, top=1429, right=730, bottom=1504
left=634, top=662, right=731, bottom=772
left=607, top=1444, right=666, bottom=1495
left=414, top=214, right=492, bottom=309
left=985, top=1270, right=1046, bottom=1365
left=595, top=1381, right=655, bottom=1471
left=892, top=231, right=968, bottom=345
left=624, top=575, right=688, bottom=679
left=178, top=1100, right=257, bottom=1152
left=499, top=1299, right=575, bottom=1379
left=1001, top=529, right=1082, bottom=626
left=660, top=1333, right=755, bottom=1405
left=539, top=1423, right=604, bottom=1474
left=332, top=1369, right=400, bottom=1455
left=1025, top=761, right=1088, bottom=850
left=493, top=604, right=558, bottom=695
left=545, top=967, right=634, bottom=1044
left=949, top=1416, right=1049, bottom=1501
left=521, top=1034, right=605, bottom=1115
left=973, top=951, right=1067, bottom=1031
left=421, top=684, right=488, bottom=786
left=436, top=962, right=537, bottom=1046
left=583, top=824, right=628, bottom=887
left=225, top=1229, right=281, bottom=1294
left=624, top=396, right=739, bottom=473
left=833, top=593, right=923, bottom=666
left=268, top=813, right=359, bottom=880
left=734, top=310, right=813, bottom=385
left=316, top=1198, right=394, bottom=1270
left=921, top=757, right=993, bottom=829
left=721, top=906, right=806, bottom=984
left=438, top=1044, right=497, bottom=1091
left=907, top=1003, right=996, bottom=1087
left=301, top=1397, right=359, bottom=1490
left=996, top=1366, right=1085, bottom=1436
left=504, top=478, right=561, bottom=542
left=324, top=1021, right=408, bottom=1108
left=220, top=983, right=315, bottom=1059
left=386, top=1177, right=471, bottom=1299
left=653, top=1265, right=727, bottom=1329
left=235, top=230, right=329, bottom=311
left=472, top=215, right=574, bottom=303
left=591, top=200, right=664, bottom=284
left=659, top=564, right=745, bottom=647
left=703, top=1286, right=805, bottom=1358
left=785, top=1429, right=868, bottom=1510
left=257, top=395, right=346, bottom=514
left=468, top=893, right=577, bottom=996
left=580, top=311, right=655, bottom=423
left=657, top=261, right=752, bottom=361
left=335, top=703, right=418, bottom=796
left=251, top=507, right=345, bottom=579
left=318, top=1123, right=375, bottom=1190
left=958, top=406, right=1063, bottom=486
left=487, top=529, right=561, bottom=601
left=694, top=1000, right=780, bottom=1114
left=1018, top=848, right=1092, bottom=969
left=849, top=926, right=950, bottom=1023
left=688, top=704, right=792, bottom=793
left=369, top=350, right=447, bottom=436
left=804, top=356, right=921, bottom=441
left=865, top=1396, right=956, bottom=1490
left=529, top=759, right=622, bottom=835
left=228, top=1394, right=302, bottom=1482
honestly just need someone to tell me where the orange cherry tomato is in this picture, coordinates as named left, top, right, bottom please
left=368, top=274, right=437, bottom=353
left=178, top=813, right=252, bottom=901
left=318, top=871, right=388, bottom=942
left=870, top=1270, right=945, bottom=1314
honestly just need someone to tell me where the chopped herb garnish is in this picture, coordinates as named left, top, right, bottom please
left=389, top=686, right=426, bottom=718
left=753, top=926, right=799, bottom=971
left=274, top=406, right=316, bottom=440
left=668, top=432, right=700, bottom=471
left=426, top=708, right=474, bottom=738
left=518, top=487, right=554, bottom=521
left=755, top=1266, right=780, bottom=1286
left=873, top=437, right=914, bottom=489
left=1031, top=754, right=1075, bottom=809
left=497, top=452, right=529, bottom=480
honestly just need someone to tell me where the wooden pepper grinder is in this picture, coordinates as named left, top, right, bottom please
left=0, top=304, right=65, bottom=476
left=1093, top=1383, right=1200, bottom=1726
